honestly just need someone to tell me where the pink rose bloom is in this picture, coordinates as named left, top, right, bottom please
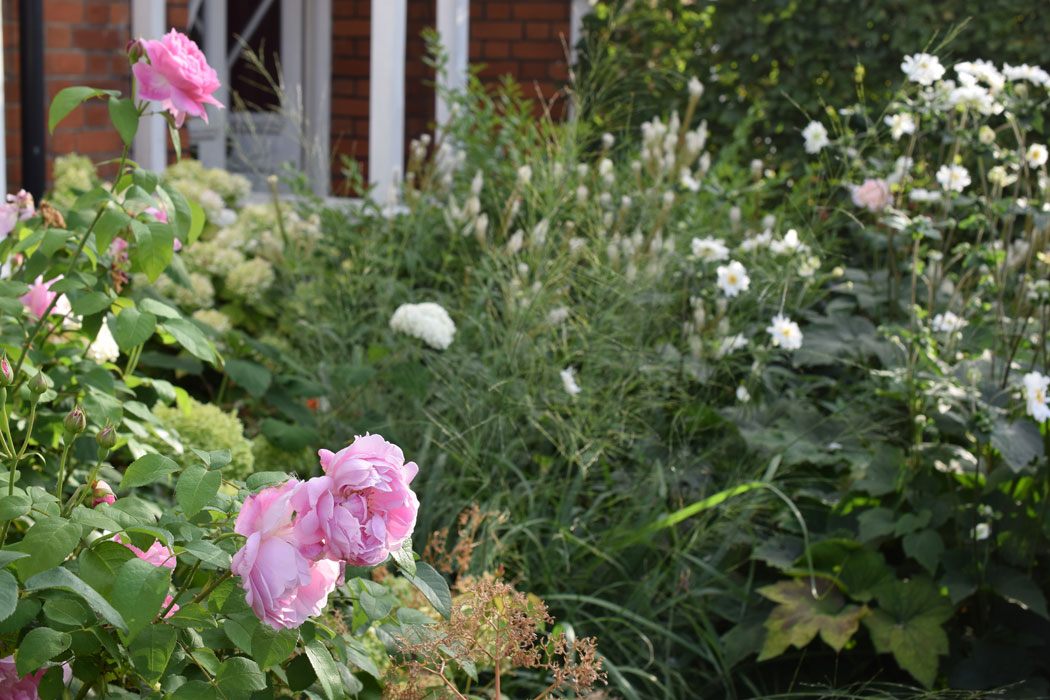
left=231, top=480, right=315, bottom=630
left=132, top=29, right=224, bottom=128
left=143, top=205, right=168, bottom=224
left=0, top=654, right=46, bottom=700
left=0, top=204, right=18, bottom=238
left=123, top=539, right=176, bottom=570
left=20, top=275, right=62, bottom=319
left=91, top=479, right=116, bottom=507
left=160, top=594, right=180, bottom=619
left=301, top=434, right=419, bottom=567
left=851, top=178, right=891, bottom=212
left=9, top=189, right=34, bottom=220
left=290, top=558, right=343, bottom=623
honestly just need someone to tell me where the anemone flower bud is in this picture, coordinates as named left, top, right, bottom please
left=96, top=425, right=117, bottom=450
left=64, top=405, right=87, bottom=434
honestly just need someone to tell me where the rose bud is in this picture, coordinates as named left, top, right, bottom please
left=91, top=479, right=116, bottom=507
left=63, top=405, right=87, bottom=434
left=96, top=425, right=117, bottom=450
left=28, top=372, right=48, bottom=395
left=0, top=355, right=12, bottom=386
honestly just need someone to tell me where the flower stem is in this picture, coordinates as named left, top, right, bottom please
left=54, top=441, right=74, bottom=500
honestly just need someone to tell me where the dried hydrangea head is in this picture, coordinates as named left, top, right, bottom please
left=386, top=577, right=605, bottom=699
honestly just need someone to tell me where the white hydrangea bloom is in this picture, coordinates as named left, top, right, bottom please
left=767, top=313, right=803, bottom=351
left=560, top=367, right=582, bottom=395
left=801, top=121, right=829, bottom=154
left=86, top=319, right=120, bottom=365
left=1023, top=371, right=1050, bottom=422
left=390, top=302, right=456, bottom=350
left=716, top=260, right=750, bottom=297
left=901, top=53, right=946, bottom=85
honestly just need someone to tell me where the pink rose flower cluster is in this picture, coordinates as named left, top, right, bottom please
left=0, top=654, right=71, bottom=699
left=0, top=189, right=34, bottom=238
left=851, top=178, right=892, bottom=213
left=232, top=434, right=420, bottom=630
left=19, top=275, right=64, bottom=320
left=114, top=535, right=180, bottom=618
left=131, top=29, right=223, bottom=128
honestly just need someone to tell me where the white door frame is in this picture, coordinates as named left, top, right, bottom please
left=435, top=0, right=469, bottom=130
left=368, top=0, right=407, bottom=205
left=130, top=0, right=168, bottom=173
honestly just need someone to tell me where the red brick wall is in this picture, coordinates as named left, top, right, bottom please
left=405, top=0, right=436, bottom=158
left=469, top=0, right=571, bottom=118
left=2, top=1, right=196, bottom=191
left=330, top=0, right=370, bottom=196
left=5, top=1, right=133, bottom=188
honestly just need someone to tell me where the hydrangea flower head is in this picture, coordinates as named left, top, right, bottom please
left=390, top=302, right=456, bottom=350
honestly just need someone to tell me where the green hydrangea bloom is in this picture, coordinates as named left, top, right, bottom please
left=250, top=435, right=318, bottom=478
left=50, top=154, right=100, bottom=210
left=150, top=396, right=254, bottom=480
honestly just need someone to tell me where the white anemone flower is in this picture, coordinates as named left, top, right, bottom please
left=690, top=236, right=729, bottom=262
left=931, top=311, right=967, bottom=333
left=801, top=121, right=829, bottom=154
left=390, top=302, right=456, bottom=350
left=936, top=164, right=971, bottom=192
left=1023, top=371, right=1050, bottom=422
left=883, top=112, right=916, bottom=141
left=1026, top=143, right=1048, bottom=168
left=766, top=313, right=803, bottom=351
left=901, top=53, right=946, bottom=85
left=716, top=261, right=750, bottom=298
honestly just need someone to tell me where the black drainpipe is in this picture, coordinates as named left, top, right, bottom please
left=20, top=0, right=45, bottom=200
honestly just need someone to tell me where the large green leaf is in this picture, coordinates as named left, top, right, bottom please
left=176, top=464, right=221, bottom=518
left=130, top=220, right=175, bottom=282
left=408, top=562, right=452, bottom=620
left=902, top=530, right=944, bottom=575
left=171, top=680, right=217, bottom=700
left=25, top=566, right=128, bottom=634
left=163, top=318, right=217, bottom=363
left=989, top=565, right=1049, bottom=619
left=111, top=558, right=171, bottom=642
left=49, top=86, right=117, bottom=132
left=92, top=205, right=131, bottom=258
left=251, top=624, right=298, bottom=670
left=757, top=577, right=868, bottom=660
left=129, top=623, right=177, bottom=682
left=863, top=578, right=953, bottom=688
left=120, top=453, right=180, bottom=490
left=225, top=358, right=272, bottom=397
left=0, top=490, right=32, bottom=520
left=114, top=307, right=157, bottom=350
left=11, top=516, right=83, bottom=579
left=990, top=419, right=1045, bottom=473
left=78, top=541, right=136, bottom=597
left=0, top=570, right=17, bottom=622
left=108, top=96, right=140, bottom=147
left=304, top=640, right=344, bottom=700
left=215, top=657, right=267, bottom=699
left=16, top=627, right=70, bottom=676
